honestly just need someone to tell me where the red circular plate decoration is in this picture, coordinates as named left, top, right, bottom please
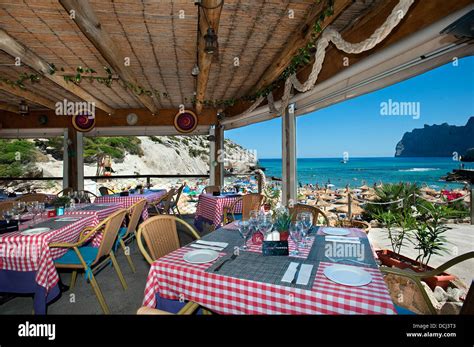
left=72, top=112, right=95, bottom=132
left=174, top=110, right=198, bottom=133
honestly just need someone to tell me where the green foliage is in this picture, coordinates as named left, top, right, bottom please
left=263, top=186, right=280, bottom=211
left=83, top=137, right=143, bottom=163
left=364, top=182, right=421, bottom=218
left=149, top=136, right=164, bottom=144
left=51, top=196, right=71, bottom=208
left=189, top=148, right=207, bottom=158
left=0, top=139, right=37, bottom=177
left=273, top=207, right=293, bottom=233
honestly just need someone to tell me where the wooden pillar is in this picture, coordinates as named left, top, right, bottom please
left=62, top=129, right=69, bottom=189
left=76, top=132, right=84, bottom=191
left=470, top=185, right=474, bottom=225
left=282, top=104, right=297, bottom=205
left=210, top=125, right=224, bottom=187
left=66, top=127, right=78, bottom=191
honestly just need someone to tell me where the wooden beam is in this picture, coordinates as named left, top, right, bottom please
left=59, top=0, right=157, bottom=114
left=0, top=102, right=18, bottom=114
left=0, top=108, right=218, bottom=128
left=0, top=82, right=56, bottom=110
left=225, top=0, right=472, bottom=118
left=195, top=0, right=223, bottom=115
left=281, top=106, right=296, bottom=205
left=0, top=28, right=115, bottom=115
left=251, top=0, right=352, bottom=94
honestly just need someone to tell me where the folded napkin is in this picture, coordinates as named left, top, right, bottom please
left=196, top=240, right=228, bottom=248
left=189, top=244, right=224, bottom=251
left=281, top=262, right=299, bottom=283
left=325, top=236, right=360, bottom=244
left=55, top=217, right=81, bottom=222
left=296, top=264, right=313, bottom=285
left=281, top=262, right=314, bottom=286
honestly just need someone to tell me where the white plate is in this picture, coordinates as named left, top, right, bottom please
left=21, top=227, right=51, bottom=236
left=323, top=264, right=372, bottom=287
left=322, top=227, right=350, bottom=236
left=183, top=249, right=219, bottom=264
left=55, top=217, right=81, bottom=222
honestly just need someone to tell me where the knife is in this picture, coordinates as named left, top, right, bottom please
left=291, top=263, right=302, bottom=285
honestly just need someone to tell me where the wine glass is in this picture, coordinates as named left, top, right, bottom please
left=3, top=209, right=13, bottom=224
left=258, top=214, right=273, bottom=239
left=27, top=201, right=37, bottom=223
left=13, top=202, right=25, bottom=225
left=248, top=210, right=259, bottom=227
left=237, top=220, right=251, bottom=250
left=297, top=212, right=313, bottom=247
left=37, top=202, right=45, bottom=221
left=289, top=222, right=303, bottom=256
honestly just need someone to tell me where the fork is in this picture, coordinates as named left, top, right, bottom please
left=213, top=253, right=238, bottom=272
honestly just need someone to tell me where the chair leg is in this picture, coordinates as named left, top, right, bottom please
left=88, top=273, right=110, bottom=314
left=120, top=239, right=136, bottom=273
left=70, top=270, right=77, bottom=289
left=175, top=206, right=182, bottom=218
left=110, top=251, right=128, bottom=290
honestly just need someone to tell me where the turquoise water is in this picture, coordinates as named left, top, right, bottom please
left=259, top=157, right=469, bottom=188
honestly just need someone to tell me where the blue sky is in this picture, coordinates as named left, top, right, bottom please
left=226, top=56, right=474, bottom=159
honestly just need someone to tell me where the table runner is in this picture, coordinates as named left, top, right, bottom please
left=143, top=226, right=396, bottom=315
left=205, top=251, right=317, bottom=290
left=194, top=194, right=243, bottom=231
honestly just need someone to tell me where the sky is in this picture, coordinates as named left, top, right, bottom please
left=226, top=56, right=474, bottom=159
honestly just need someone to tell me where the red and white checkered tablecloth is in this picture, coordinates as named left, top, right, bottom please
left=142, top=245, right=396, bottom=315
left=94, top=190, right=166, bottom=220
left=195, top=194, right=243, bottom=228
left=64, top=203, right=123, bottom=246
left=0, top=214, right=99, bottom=292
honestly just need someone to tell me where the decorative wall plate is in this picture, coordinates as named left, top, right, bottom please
left=174, top=110, right=198, bottom=133
left=126, top=113, right=138, bottom=125
left=72, top=112, right=95, bottom=132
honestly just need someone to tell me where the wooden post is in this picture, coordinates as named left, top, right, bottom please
left=67, top=127, right=78, bottom=191
left=470, top=185, right=474, bottom=225
left=281, top=105, right=297, bottom=205
left=348, top=193, right=352, bottom=220
left=62, top=129, right=69, bottom=189
left=212, top=125, right=224, bottom=187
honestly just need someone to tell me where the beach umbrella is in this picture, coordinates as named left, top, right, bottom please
left=334, top=197, right=350, bottom=204
left=333, top=204, right=364, bottom=215
left=359, top=185, right=370, bottom=191
left=319, top=194, right=335, bottom=201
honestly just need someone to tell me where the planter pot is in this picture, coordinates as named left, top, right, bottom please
left=279, top=231, right=289, bottom=241
left=376, top=249, right=456, bottom=290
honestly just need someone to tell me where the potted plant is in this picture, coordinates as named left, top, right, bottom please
left=51, top=196, right=71, bottom=216
left=272, top=207, right=292, bottom=241
left=263, top=186, right=280, bottom=211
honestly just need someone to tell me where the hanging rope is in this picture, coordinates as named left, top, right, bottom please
left=238, top=0, right=415, bottom=117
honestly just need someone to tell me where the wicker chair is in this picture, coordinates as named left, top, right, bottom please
left=50, top=209, right=128, bottom=314
left=115, top=199, right=147, bottom=273
left=0, top=201, right=14, bottom=218
left=381, top=252, right=474, bottom=314
left=223, top=193, right=265, bottom=225
left=15, top=193, right=51, bottom=203
left=335, top=219, right=371, bottom=234
left=289, top=203, right=330, bottom=226
left=137, top=302, right=200, bottom=315
left=56, top=187, right=73, bottom=197
left=98, top=186, right=115, bottom=196
left=169, top=184, right=185, bottom=217
left=203, top=185, right=220, bottom=194
left=149, top=189, right=176, bottom=216
left=137, top=215, right=200, bottom=265
left=78, top=190, right=98, bottom=203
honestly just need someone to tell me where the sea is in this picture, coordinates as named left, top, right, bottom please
left=258, top=157, right=469, bottom=189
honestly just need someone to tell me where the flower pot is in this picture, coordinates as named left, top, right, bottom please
left=376, top=249, right=456, bottom=290
left=279, top=231, right=289, bottom=241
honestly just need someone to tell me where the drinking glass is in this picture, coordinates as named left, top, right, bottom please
left=248, top=210, right=259, bottom=227
left=258, top=215, right=273, bottom=239
left=237, top=220, right=251, bottom=250
left=37, top=202, right=45, bottom=221
left=13, top=202, right=25, bottom=225
left=297, top=212, right=313, bottom=247
left=289, top=222, right=303, bottom=256
left=27, top=202, right=37, bottom=223
left=3, top=209, right=13, bottom=223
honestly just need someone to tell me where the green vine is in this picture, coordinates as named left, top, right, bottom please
left=1, top=0, right=334, bottom=109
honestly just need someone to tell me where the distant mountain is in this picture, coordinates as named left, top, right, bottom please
left=395, top=117, right=474, bottom=157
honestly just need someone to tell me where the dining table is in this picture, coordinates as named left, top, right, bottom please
left=94, top=189, right=167, bottom=220
left=63, top=203, right=124, bottom=246
left=194, top=193, right=243, bottom=232
left=142, top=223, right=396, bottom=315
left=0, top=214, right=99, bottom=314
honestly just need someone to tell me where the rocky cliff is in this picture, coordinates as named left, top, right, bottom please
left=395, top=117, right=474, bottom=157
